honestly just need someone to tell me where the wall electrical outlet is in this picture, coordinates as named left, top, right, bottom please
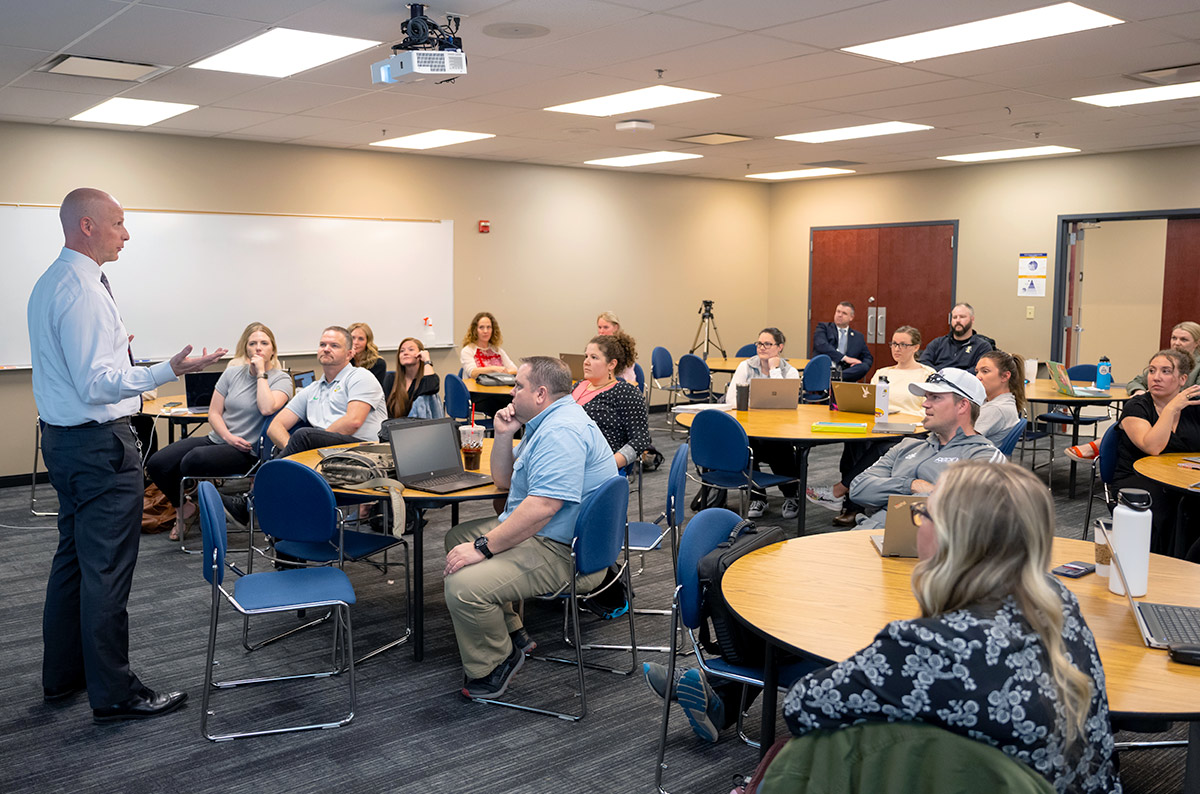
left=1026, top=306, right=1035, bottom=319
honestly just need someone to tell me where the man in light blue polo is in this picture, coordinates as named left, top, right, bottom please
left=443, top=356, right=617, bottom=700
left=267, top=325, right=386, bottom=457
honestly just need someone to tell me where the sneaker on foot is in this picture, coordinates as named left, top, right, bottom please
left=747, top=499, right=767, bottom=519
left=782, top=498, right=800, bottom=520
left=462, top=645, right=525, bottom=699
left=509, top=627, right=537, bottom=656
left=220, top=493, right=250, bottom=528
left=1065, top=441, right=1100, bottom=462
left=805, top=486, right=841, bottom=512
left=677, top=668, right=724, bottom=743
left=642, top=662, right=684, bottom=702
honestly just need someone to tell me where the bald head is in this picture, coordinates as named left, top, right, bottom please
left=60, top=188, right=128, bottom=265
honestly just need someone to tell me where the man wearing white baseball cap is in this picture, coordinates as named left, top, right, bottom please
left=848, top=367, right=1005, bottom=529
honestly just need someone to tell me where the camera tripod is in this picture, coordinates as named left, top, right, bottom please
left=689, top=300, right=726, bottom=359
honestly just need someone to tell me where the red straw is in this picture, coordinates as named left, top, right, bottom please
left=471, top=404, right=475, bottom=427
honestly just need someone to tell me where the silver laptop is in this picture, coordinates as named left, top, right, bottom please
left=749, top=378, right=800, bottom=409
left=833, top=382, right=900, bottom=416
left=1107, top=523, right=1200, bottom=648
left=385, top=417, right=493, bottom=494
left=870, top=494, right=926, bottom=557
left=559, top=353, right=586, bottom=381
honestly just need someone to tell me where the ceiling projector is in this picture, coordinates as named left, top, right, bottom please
left=371, top=3, right=466, bottom=85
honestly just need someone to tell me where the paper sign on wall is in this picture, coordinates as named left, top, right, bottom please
left=1018, top=253, right=1047, bottom=297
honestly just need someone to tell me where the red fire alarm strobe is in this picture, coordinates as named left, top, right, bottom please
left=478, top=220, right=490, bottom=233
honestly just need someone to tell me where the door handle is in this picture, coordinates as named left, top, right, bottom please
left=876, top=306, right=887, bottom=344
left=866, top=307, right=877, bottom=341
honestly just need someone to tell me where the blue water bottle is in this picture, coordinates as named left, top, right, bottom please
left=1097, top=355, right=1112, bottom=390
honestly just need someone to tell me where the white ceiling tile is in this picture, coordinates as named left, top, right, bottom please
left=500, top=13, right=728, bottom=71
left=379, top=99, right=525, bottom=127
left=143, top=0, right=322, bottom=25
left=463, top=0, right=648, bottom=58
left=969, top=42, right=1200, bottom=91
left=666, top=0, right=882, bottom=30
left=0, top=0, right=127, bottom=51
left=281, top=0, right=512, bottom=42
left=70, top=4, right=265, bottom=67
left=152, top=106, right=282, bottom=133
left=1083, top=0, right=1200, bottom=22
left=121, top=67, right=272, bottom=105
left=0, top=85, right=108, bottom=119
left=1136, top=10, right=1200, bottom=39
left=215, top=80, right=369, bottom=114
left=740, top=64, right=945, bottom=105
left=289, top=121, right=394, bottom=146
left=589, top=33, right=818, bottom=83
left=476, top=71, right=646, bottom=109
left=367, top=58, right=574, bottom=102
left=300, top=90, right=450, bottom=121
left=228, top=114, right=356, bottom=140
left=0, top=47, right=56, bottom=87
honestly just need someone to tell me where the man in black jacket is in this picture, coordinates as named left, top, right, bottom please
left=920, top=302, right=993, bottom=373
left=812, top=301, right=872, bottom=382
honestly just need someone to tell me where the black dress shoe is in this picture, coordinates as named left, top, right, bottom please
left=93, top=688, right=187, bottom=724
left=43, top=679, right=87, bottom=703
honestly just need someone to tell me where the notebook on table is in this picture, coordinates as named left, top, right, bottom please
left=749, top=378, right=800, bottom=409
left=184, top=371, right=222, bottom=412
left=869, top=494, right=927, bottom=557
left=559, top=353, right=586, bottom=381
left=1046, top=361, right=1109, bottom=398
left=832, top=382, right=900, bottom=416
left=385, top=417, right=493, bottom=494
left=1108, top=534, right=1200, bottom=649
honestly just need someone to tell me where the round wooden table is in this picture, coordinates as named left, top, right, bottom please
left=704, top=357, right=808, bottom=374
left=674, top=405, right=923, bottom=532
left=287, top=439, right=506, bottom=661
left=463, top=377, right=514, bottom=396
left=140, top=394, right=209, bottom=444
left=723, top=531, right=1200, bottom=778
left=1135, top=452, right=1200, bottom=558
left=1026, top=379, right=1130, bottom=498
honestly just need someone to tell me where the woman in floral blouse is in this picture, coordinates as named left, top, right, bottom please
left=782, top=461, right=1120, bottom=794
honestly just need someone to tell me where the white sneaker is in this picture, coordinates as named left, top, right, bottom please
left=782, top=498, right=800, bottom=520
left=747, top=500, right=767, bottom=518
left=805, top=486, right=841, bottom=512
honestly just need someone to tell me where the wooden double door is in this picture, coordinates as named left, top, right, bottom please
left=810, top=223, right=957, bottom=379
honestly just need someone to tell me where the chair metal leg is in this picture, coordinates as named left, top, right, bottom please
left=353, top=540, right=413, bottom=665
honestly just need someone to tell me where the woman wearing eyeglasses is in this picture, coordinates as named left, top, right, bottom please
left=725, top=327, right=802, bottom=519
left=808, top=326, right=934, bottom=526
left=780, top=461, right=1119, bottom=794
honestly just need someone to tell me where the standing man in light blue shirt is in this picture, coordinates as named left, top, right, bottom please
left=443, top=357, right=617, bottom=700
left=29, top=188, right=225, bottom=724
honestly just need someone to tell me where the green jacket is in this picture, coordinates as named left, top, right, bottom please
left=758, top=722, right=1056, bottom=794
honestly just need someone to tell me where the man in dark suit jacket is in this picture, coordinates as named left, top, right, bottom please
left=813, top=301, right=873, bottom=382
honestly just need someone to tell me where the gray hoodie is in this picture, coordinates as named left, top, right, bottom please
left=849, top=428, right=1005, bottom=529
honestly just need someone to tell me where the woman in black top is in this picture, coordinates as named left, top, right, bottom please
left=349, top=321, right=387, bottom=386
left=570, top=332, right=651, bottom=470
left=1113, top=348, right=1200, bottom=557
left=386, top=337, right=442, bottom=420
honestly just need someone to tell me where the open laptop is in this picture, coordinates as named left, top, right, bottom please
left=1046, top=361, right=1109, bottom=398
left=749, top=378, right=800, bottom=409
left=1108, top=531, right=1200, bottom=648
left=293, top=370, right=316, bottom=390
left=385, top=416, right=493, bottom=494
left=184, top=371, right=222, bottom=412
left=832, top=382, right=900, bottom=416
left=559, top=353, right=586, bottom=381
left=869, top=494, right=927, bottom=557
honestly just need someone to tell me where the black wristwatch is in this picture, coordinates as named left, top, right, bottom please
left=473, top=535, right=493, bottom=559
left=260, top=372, right=268, bottom=380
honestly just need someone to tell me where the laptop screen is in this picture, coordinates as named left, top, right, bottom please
left=184, top=371, right=222, bottom=409
left=387, top=418, right=464, bottom=479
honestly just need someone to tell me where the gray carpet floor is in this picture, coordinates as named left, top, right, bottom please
left=0, top=413, right=1187, bottom=793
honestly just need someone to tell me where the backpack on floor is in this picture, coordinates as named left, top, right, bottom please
left=696, top=519, right=787, bottom=668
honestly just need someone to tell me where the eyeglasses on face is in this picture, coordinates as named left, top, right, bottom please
left=924, top=372, right=972, bottom=401
left=755, top=341, right=778, bottom=348
left=909, top=503, right=933, bottom=527
left=890, top=341, right=916, bottom=348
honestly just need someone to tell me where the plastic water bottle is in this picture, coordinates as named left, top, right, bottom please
left=1096, top=356, right=1112, bottom=389
left=1109, top=489, right=1152, bottom=597
left=423, top=316, right=436, bottom=347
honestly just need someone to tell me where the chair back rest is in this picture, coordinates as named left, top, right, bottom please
left=444, top=373, right=472, bottom=421
left=1067, top=363, right=1098, bottom=382
left=1098, top=423, right=1121, bottom=484
left=676, top=508, right=743, bottom=629
left=735, top=343, right=757, bottom=358
left=677, top=354, right=711, bottom=392
left=573, top=476, right=630, bottom=576
left=665, top=443, right=690, bottom=527
left=633, top=362, right=646, bottom=394
left=252, top=459, right=339, bottom=543
left=257, top=411, right=280, bottom=462
left=996, top=420, right=1026, bottom=457
left=651, top=346, right=673, bottom=380
left=689, top=410, right=749, bottom=472
left=803, top=354, right=833, bottom=392
left=197, top=481, right=227, bottom=586
left=383, top=370, right=396, bottom=395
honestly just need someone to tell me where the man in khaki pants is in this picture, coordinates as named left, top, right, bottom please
left=443, top=357, right=617, bottom=699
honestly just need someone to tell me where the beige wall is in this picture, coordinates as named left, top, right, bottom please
left=1075, top=220, right=1167, bottom=384
left=767, top=147, right=1200, bottom=365
left=2, top=121, right=770, bottom=477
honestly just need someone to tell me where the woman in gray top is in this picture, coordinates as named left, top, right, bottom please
left=974, top=350, right=1026, bottom=449
left=146, top=322, right=293, bottom=540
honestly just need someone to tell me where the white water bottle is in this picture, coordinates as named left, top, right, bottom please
left=875, top=375, right=890, bottom=417
left=423, top=316, right=436, bottom=347
left=1109, top=489, right=1152, bottom=597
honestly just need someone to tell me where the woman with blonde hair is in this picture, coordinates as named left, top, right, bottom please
left=349, top=321, right=387, bottom=386
left=386, top=337, right=443, bottom=420
left=782, top=461, right=1119, bottom=792
left=459, top=311, right=516, bottom=377
left=596, top=311, right=637, bottom=383
left=146, top=322, right=293, bottom=540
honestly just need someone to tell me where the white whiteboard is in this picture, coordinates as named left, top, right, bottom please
left=5, top=205, right=454, bottom=367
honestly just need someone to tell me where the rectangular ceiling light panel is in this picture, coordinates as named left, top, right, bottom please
left=70, top=97, right=198, bottom=126
left=843, top=3, right=1123, bottom=63
left=585, top=151, right=703, bottom=167
left=745, top=167, right=855, bottom=180
left=937, top=145, right=1079, bottom=162
left=777, top=121, right=932, bottom=143
left=370, top=130, right=496, bottom=149
left=546, top=85, right=719, bottom=117
left=1073, top=81, right=1200, bottom=107
left=190, top=28, right=380, bottom=78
